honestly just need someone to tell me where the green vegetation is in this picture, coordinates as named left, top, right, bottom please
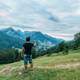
left=0, top=32, right=80, bottom=80
left=46, top=32, right=80, bottom=56
left=0, top=68, right=80, bottom=80
left=0, top=49, right=21, bottom=64
left=0, top=32, right=80, bottom=64
left=0, top=49, right=80, bottom=80
left=34, top=50, right=80, bottom=66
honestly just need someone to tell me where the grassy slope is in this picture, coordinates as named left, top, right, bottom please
left=0, top=50, right=80, bottom=80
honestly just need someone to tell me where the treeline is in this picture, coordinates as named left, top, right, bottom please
left=0, top=48, right=21, bottom=64
left=46, top=32, right=80, bottom=55
left=0, top=47, right=39, bottom=64
left=0, top=47, right=41, bottom=64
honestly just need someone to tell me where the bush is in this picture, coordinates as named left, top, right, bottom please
left=0, top=48, right=21, bottom=64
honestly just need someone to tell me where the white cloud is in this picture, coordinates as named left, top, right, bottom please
left=0, top=0, right=80, bottom=40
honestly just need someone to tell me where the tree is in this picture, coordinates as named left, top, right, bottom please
left=58, top=41, right=69, bottom=54
left=64, top=43, right=69, bottom=54
left=58, top=41, right=65, bottom=52
left=0, top=48, right=21, bottom=64
left=74, top=32, right=80, bottom=49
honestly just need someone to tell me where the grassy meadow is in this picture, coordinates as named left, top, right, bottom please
left=0, top=50, right=80, bottom=80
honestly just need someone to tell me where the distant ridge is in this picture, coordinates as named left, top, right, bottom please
left=0, top=27, right=63, bottom=49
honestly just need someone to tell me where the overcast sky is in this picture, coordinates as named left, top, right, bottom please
left=0, top=0, right=80, bottom=40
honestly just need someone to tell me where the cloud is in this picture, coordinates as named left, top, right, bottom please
left=0, top=0, right=80, bottom=40
left=47, top=33, right=74, bottom=40
left=51, top=33, right=73, bottom=38
left=0, top=11, right=11, bottom=19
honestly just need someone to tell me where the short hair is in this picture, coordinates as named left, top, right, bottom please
left=26, top=37, right=30, bottom=41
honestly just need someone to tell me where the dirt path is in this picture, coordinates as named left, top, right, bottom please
left=0, top=62, right=80, bottom=75
left=0, top=65, right=17, bottom=75
left=35, top=62, right=80, bottom=69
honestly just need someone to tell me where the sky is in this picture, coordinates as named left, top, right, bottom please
left=0, top=0, right=80, bottom=40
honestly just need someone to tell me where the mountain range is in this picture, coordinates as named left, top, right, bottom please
left=0, top=27, right=63, bottom=49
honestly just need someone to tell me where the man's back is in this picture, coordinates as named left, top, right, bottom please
left=23, top=42, right=34, bottom=55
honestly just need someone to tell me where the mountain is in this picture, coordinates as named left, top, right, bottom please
left=0, top=27, right=63, bottom=49
left=1, top=27, right=25, bottom=40
left=24, top=31, right=62, bottom=44
left=0, top=30, right=24, bottom=49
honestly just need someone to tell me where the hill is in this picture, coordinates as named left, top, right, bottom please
left=0, top=27, right=63, bottom=49
left=0, top=50, right=80, bottom=80
left=0, top=31, right=23, bottom=49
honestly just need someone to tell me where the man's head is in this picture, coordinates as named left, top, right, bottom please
left=26, top=37, right=30, bottom=42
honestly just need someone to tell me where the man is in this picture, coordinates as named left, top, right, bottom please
left=23, top=37, right=34, bottom=70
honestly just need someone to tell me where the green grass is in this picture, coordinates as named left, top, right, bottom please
left=0, top=50, right=80, bottom=80
left=0, top=68, right=80, bottom=80
left=34, top=50, right=80, bottom=66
